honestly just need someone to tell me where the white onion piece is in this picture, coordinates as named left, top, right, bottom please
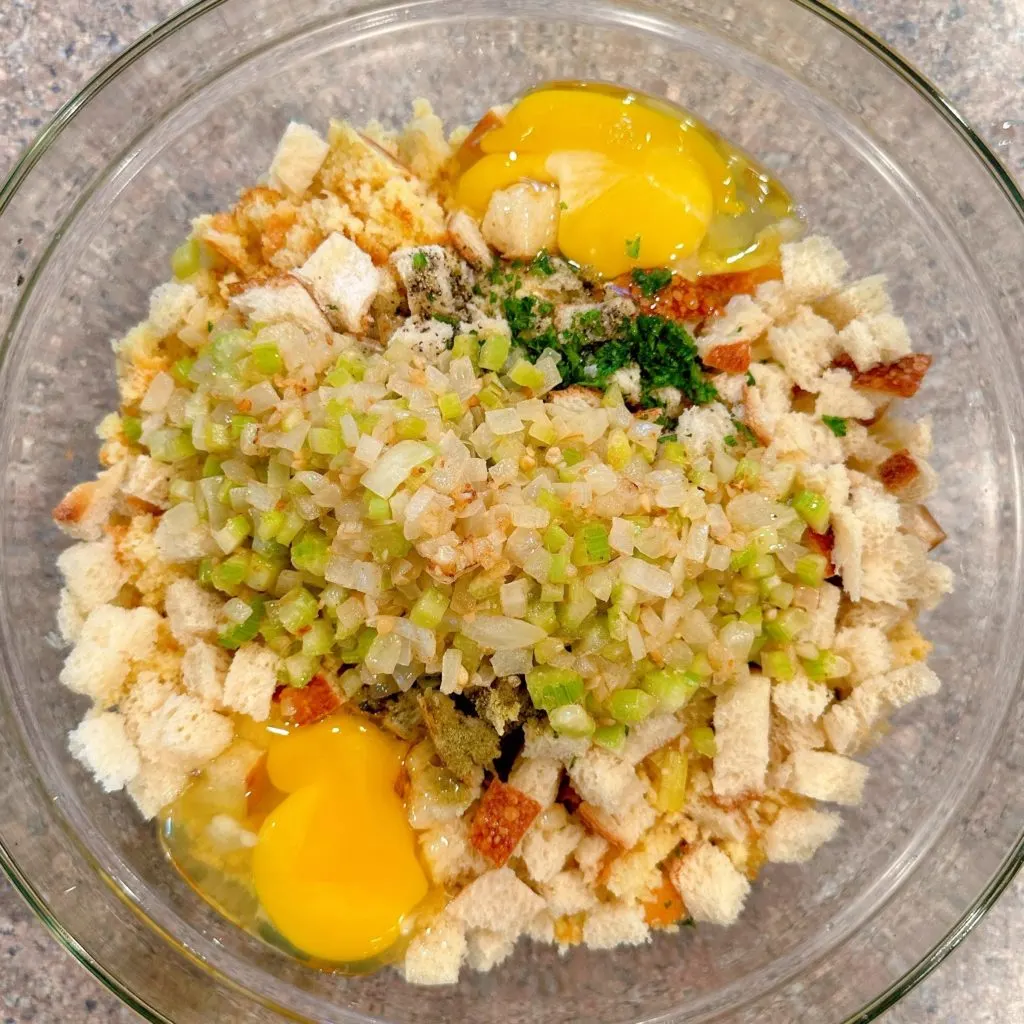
left=619, top=557, right=674, bottom=598
left=360, top=440, right=432, bottom=497
left=140, top=372, right=174, bottom=413
left=441, top=648, right=463, bottom=694
left=461, top=616, right=546, bottom=650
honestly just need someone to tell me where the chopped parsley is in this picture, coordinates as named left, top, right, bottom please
left=432, top=313, right=460, bottom=327
left=822, top=415, right=848, bottom=437
left=411, top=250, right=428, bottom=271
left=724, top=435, right=738, bottom=447
left=745, top=370, right=756, bottom=386
left=531, top=249, right=555, bottom=276
left=625, top=234, right=642, bottom=259
left=559, top=201, right=568, bottom=210
left=731, top=419, right=759, bottom=445
left=631, top=267, right=673, bottom=298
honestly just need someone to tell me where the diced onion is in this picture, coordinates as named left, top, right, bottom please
left=620, top=557, right=674, bottom=598
left=361, top=440, right=432, bottom=497
left=461, top=616, right=547, bottom=650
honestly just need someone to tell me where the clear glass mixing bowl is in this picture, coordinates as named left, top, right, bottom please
left=1, top=0, right=1023, bottom=1021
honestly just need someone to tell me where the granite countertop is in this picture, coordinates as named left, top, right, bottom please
left=1, top=1, right=1022, bottom=1022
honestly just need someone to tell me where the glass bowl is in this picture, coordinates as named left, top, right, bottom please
left=2, top=1, right=1023, bottom=1021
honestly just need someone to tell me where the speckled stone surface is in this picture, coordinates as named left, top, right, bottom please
left=0, top=1, right=1022, bottom=1022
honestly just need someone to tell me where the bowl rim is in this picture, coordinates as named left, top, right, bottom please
left=1, top=1, right=1022, bottom=1021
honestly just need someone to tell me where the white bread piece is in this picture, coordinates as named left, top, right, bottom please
left=390, top=244, right=466, bottom=318
left=697, top=294, right=772, bottom=354
left=447, top=210, right=494, bottom=269
left=878, top=415, right=933, bottom=460
left=769, top=412, right=844, bottom=464
left=860, top=533, right=953, bottom=609
left=836, top=313, right=912, bottom=372
left=268, top=122, right=329, bottom=196
left=222, top=643, right=280, bottom=722
left=181, top=641, right=231, bottom=708
left=574, top=833, right=610, bottom=886
left=68, top=712, right=141, bottom=792
left=813, top=369, right=875, bottom=420
left=619, top=715, right=685, bottom=766
left=57, top=537, right=127, bottom=618
left=883, top=662, right=940, bottom=708
left=780, top=235, right=848, bottom=303
left=121, top=672, right=178, bottom=747
left=57, top=590, right=85, bottom=644
left=772, top=714, right=828, bottom=756
left=754, top=278, right=798, bottom=322
left=807, top=581, right=841, bottom=650
left=59, top=605, right=162, bottom=708
left=231, top=280, right=331, bottom=337
left=127, top=757, right=190, bottom=819
left=397, top=98, right=452, bottom=181
left=840, top=422, right=891, bottom=469
left=772, top=677, right=832, bottom=724
left=541, top=869, right=598, bottom=918
left=675, top=403, right=734, bottom=460
left=764, top=806, right=842, bottom=863
left=148, top=280, right=200, bottom=337
left=605, top=817, right=697, bottom=903
left=388, top=316, right=454, bottom=361
left=524, top=910, right=556, bottom=946
left=839, top=600, right=906, bottom=633
left=121, top=455, right=172, bottom=510
left=522, top=722, right=589, bottom=767
left=148, top=693, right=233, bottom=770
left=291, top=232, right=381, bottom=333
left=767, top=306, right=838, bottom=392
left=53, top=461, right=127, bottom=542
left=154, top=503, right=217, bottom=562
left=786, top=749, right=868, bottom=805
left=671, top=843, right=751, bottom=926
left=611, top=364, right=642, bottom=403
left=164, top=578, right=223, bottom=645
left=686, top=797, right=751, bottom=843
left=481, top=182, right=559, bottom=260
left=582, top=902, right=650, bottom=950
left=204, top=739, right=264, bottom=794
left=822, top=696, right=876, bottom=756
left=520, top=807, right=584, bottom=884
left=402, top=913, right=467, bottom=986
left=447, top=867, right=546, bottom=935
left=712, top=372, right=746, bottom=406
left=580, top=795, right=658, bottom=850
left=465, top=929, right=516, bottom=973
left=569, top=746, right=646, bottom=815
left=744, top=362, right=794, bottom=442
left=816, top=274, right=892, bottom=329
left=712, top=673, right=770, bottom=798
left=833, top=625, right=892, bottom=683
left=507, top=756, right=561, bottom=807
left=419, top=818, right=488, bottom=886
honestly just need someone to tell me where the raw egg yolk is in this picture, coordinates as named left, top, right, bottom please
left=253, top=716, right=427, bottom=964
left=455, top=83, right=793, bottom=278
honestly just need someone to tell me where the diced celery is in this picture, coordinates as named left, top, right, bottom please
left=410, top=586, right=450, bottom=629
left=561, top=447, right=583, bottom=467
left=149, top=429, right=196, bottom=463
left=365, top=495, right=391, bottom=522
left=803, top=649, right=850, bottom=681
left=795, top=553, right=829, bottom=588
left=529, top=417, right=558, bottom=446
left=478, top=381, right=506, bottom=409
left=217, top=596, right=265, bottom=649
left=558, top=582, right=596, bottom=634
left=171, top=237, right=201, bottom=279
left=543, top=524, right=570, bottom=553
left=525, top=600, right=558, bottom=634
left=768, top=581, right=795, bottom=608
left=369, top=523, right=411, bottom=562
left=339, top=627, right=377, bottom=664
left=548, top=550, right=570, bottom=585
left=250, top=342, right=283, bottom=376
left=536, top=490, right=564, bottom=519
left=762, top=649, right=796, bottom=680
left=478, top=333, right=511, bottom=372
left=641, top=668, right=702, bottom=712
left=763, top=617, right=793, bottom=644
left=324, top=364, right=353, bottom=388
left=778, top=607, right=810, bottom=638
left=689, top=650, right=713, bottom=678
left=202, top=455, right=222, bottom=478
left=171, top=356, right=195, bottom=386
left=244, top=552, right=280, bottom=593
left=258, top=604, right=288, bottom=647
left=197, top=558, right=214, bottom=587
left=548, top=704, right=595, bottom=737
left=689, top=726, right=717, bottom=758
left=395, top=416, right=427, bottom=440
left=593, top=722, right=627, bottom=752
left=509, top=359, right=545, bottom=390
left=540, top=583, right=564, bottom=603
left=452, top=634, right=481, bottom=674
left=438, top=392, right=464, bottom=421
left=255, top=509, right=285, bottom=541
left=205, top=421, right=232, bottom=453
left=650, top=748, right=688, bottom=813
left=291, top=529, right=329, bottom=577
left=277, top=587, right=319, bottom=635
left=730, top=545, right=756, bottom=572
left=283, top=653, right=318, bottom=687
left=742, top=552, right=776, bottom=580
left=733, top=457, right=761, bottom=484
left=275, top=509, right=305, bottom=545
left=121, top=416, right=142, bottom=443
left=309, top=427, right=342, bottom=455
left=526, top=667, right=585, bottom=712
left=697, top=579, right=721, bottom=606
left=169, top=478, right=194, bottom=503
left=660, top=441, right=688, bottom=467
left=252, top=535, right=288, bottom=561
left=606, top=429, right=631, bottom=470
left=211, top=552, right=249, bottom=596
left=572, top=523, right=612, bottom=566
left=792, top=490, right=830, bottom=534
left=739, top=605, right=763, bottom=633
left=229, top=414, right=256, bottom=441
left=533, top=636, right=564, bottom=665
left=608, top=688, right=658, bottom=724
left=301, top=617, right=335, bottom=657
left=207, top=329, right=251, bottom=369
left=214, top=514, right=250, bottom=554
left=451, top=334, right=479, bottom=363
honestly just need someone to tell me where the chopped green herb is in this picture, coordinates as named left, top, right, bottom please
left=531, top=249, right=555, bottom=276
left=432, top=313, right=460, bottom=327
left=732, top=419, right=759, bottom=445
left=631, top=267, right=673, bottom=297
left=724, top=434, right=738, bottom=447
left=745, top=370, right=756, bottom=386
left=412, top=250, right=428, bottom=271
left=822, top=415, right=848, bottom=437
left=206, top=320, right=214, bottom=333
left=559, top=200, right=568, bottom=210
left=625, top=234, right=642, bottom=259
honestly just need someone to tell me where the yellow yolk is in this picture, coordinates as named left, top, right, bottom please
left=252, top=716, right=427, bottom=964
left=455, top=82, right=794, bottom=278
